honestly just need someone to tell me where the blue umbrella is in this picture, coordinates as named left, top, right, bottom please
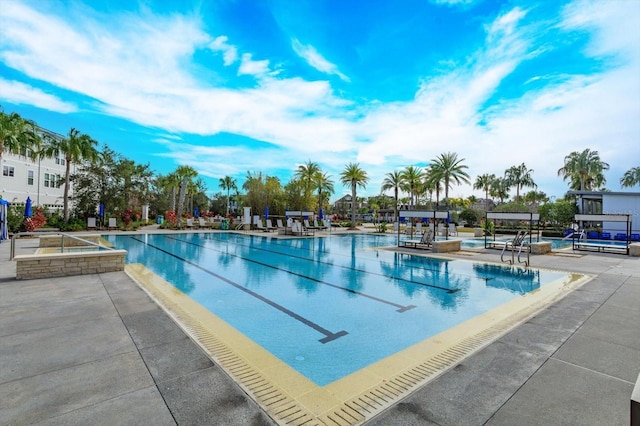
left=194, top=206, right=199, bottom=218
left=24, top=196, right=32, bottom=217
left=285, top=207, right=289, bottom=219
left=446, top=211, right=450, bottom=223
left=265, top=206, right=269, bottom=219
left=319, top=207, right=324, bottom=220
left=99, top=203, right=105, bottom=218
left=0, top=199, right=9, bottom=243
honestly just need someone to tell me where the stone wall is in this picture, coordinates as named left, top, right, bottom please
left=39, top=234, right=104, bottom=248
left=530, top=242, right=552, bottom=255
left=15, top=250, right=127, bottom=280
left=432, top=239, right=461, bottom=253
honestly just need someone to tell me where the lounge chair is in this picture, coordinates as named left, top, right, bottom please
left=313, top=219, right=327, bottom=230
left=437, top=223, right=445, bottom=236
left=87, top=217, right=97, bottom=230
left=401, top=230, right=433, bottom=249
left=265, top=219, right=277, bottom=232
left=198, top=217, right=211, bottom=228
left=276, top=219, right=285, bottom=230
left=108, top=217, right=117, bottom=231
left=448, top=224, right=457, bottom=236
left=254, top=218, right=269, bottom=232
left=186, top=218, right=195, bottom=229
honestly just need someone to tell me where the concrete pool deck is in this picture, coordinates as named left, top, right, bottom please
left=1, top=229, right=638, bottom=425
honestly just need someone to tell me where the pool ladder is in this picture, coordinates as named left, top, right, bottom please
left=500, top=232, right=530, bottom=267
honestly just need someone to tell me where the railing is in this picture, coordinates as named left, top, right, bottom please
left=10, top=231, right=114, bottom=260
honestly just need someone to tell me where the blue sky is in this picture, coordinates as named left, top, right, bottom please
left=1, top=0, right=639, bottom=202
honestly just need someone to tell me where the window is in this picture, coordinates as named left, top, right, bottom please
left=2, top=166, right=14, bottom=177
left=55, top=157, right=66, bottom=166
left=44, top=173, right=51, bottom=188
left=27, top=170, right=34, bottom=185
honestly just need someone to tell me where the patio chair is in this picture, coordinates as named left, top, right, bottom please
left=108, top=218, right=117, bottom=230
left=401, top=229, right=433, bottom=249
left=314, top=219, right=327, bottom=230
left=186, top=218, right=195, bottom=229
left=437, top=223, right=445, bottom=236
left=87, top=217, right=97, bottom=230
left=198, top=217, right=209, bottom=228
left=265, top=219, right=277, bottom=232
left=276, top=219, right=285, bottom=230
left=253, top=217, right=268, bottom=232
left=449, top=223, right=457, bottom=236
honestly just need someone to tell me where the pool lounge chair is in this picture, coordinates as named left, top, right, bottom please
left=313, top=219, right=327, bottom=230
left=449, top=223, right=457, bottom=236
left=265, top=219, right=277, bottom=232
left=401, top=230, right=434, bottom=249
left=108, top=217, right=118, bottom=231
left=87, top=217, right=97, bottom=230
left=276, top=219, right=285, bottom=230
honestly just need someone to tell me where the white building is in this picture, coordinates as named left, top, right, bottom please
left=0, top=129, right=72, bottom=210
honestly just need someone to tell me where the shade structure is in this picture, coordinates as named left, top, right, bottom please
left=24, top=197, right=32, bottom=217
left=0, top=199, right=9, bottom=243
left=265, top=206, right=269, bottom=219
left=194, top=206, right=199, bottom=218
left=319, top=208, right=324, bottom=219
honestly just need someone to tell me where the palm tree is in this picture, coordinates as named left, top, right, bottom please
left=490, top=177, right=510, bottom=204
left=620, top=166, right=640, bottom=188
left=428, top=152, right=470, bottom=206
left=46, top=127, right=98, bottom=221
left=557, top=148, right=610, bottom=191
left=473, top=173, right=496, bottom=211
left=219, top=176, right=237, bottom=215
left=314, top=171, right=334, bottom=212
left=340, top=163, right=369, bottom=230
left=175, top=165, right=198, bottom=220
left=0, top=111, right=31, bottom=189
left=295, top=160, right=320, bottom=210
left=400, top=166, right=423, bottom=210
left=381, top=170, right=402, bottom=222
left=504, top=163, right=536, bottom=202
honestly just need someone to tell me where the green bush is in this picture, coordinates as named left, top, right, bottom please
left=459, top=208, right=479, bottom=226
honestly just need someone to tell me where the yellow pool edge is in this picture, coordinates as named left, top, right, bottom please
left=125, top=262, right=592, bottom=426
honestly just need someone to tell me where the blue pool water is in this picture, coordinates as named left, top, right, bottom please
left=105, top=233, right=568, bottom=386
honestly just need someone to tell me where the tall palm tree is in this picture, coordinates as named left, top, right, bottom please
left=557, top=148, right=610, bottom=191
left=340, top=163, right=369, bottom=230
left=295, top=160, right=320, bottom=210
left=381, top=170, right=402, bottom=222
left=400, top=166, right=423, bottom=210
left=428, top=152, right=470, bottom=207
left=504, top=163, right=536, bottom=202
left=473, top=173, right=496, bottom=211
left=46, top=127, right=98, bottom=221
left=175, top=165, right=198, bottom=220
left=314, top=171, right=334, bottom=212
left=219, top=176, right=237, bottom=215
left=620, top=166, right=640, bottom=188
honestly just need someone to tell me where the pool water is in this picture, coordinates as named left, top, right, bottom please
left=106, top=233, right=569, bottom=386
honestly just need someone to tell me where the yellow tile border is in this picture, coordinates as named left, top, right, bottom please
left=125, top=261, right=592, bottom=425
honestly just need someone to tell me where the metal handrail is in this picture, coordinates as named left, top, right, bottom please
left=10, top=231, right=114, bottom=260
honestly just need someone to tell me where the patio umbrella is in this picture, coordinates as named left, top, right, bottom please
left=285, top=207, right=289, bottom=219
left=319, top=207, right=323, bottom=220
left=24, top=196, right=33, bottom=217
left=0, top=199, right=9, bottom=243
left=194, top=206, right=199, bottom=218
left=265, top=206, right=269, bottom=219
left=99, top=203, right=105, bottom=218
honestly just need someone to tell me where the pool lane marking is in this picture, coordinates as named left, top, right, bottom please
left=199, top=233, right=459, bottom=294
left=129, top=236, right=347, bottom=343
left=163, top=235, right=417, bottom=313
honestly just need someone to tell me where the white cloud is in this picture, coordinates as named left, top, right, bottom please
left=0, top=78, right=77, bottom=113
left=237, top=53, right=271, bottom=76
left=209, top=35, right=238, bottom=65
left=291, top=39, right=350, bottom=82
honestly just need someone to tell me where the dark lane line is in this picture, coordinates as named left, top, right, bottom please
left=164, top=235, right=417, bottom=313
left=129, top=236, right=347, bottom=343
left=198, top=233, right=459, bottom=294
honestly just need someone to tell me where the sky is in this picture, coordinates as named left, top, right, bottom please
left=1, top=0, right=639, bottom=202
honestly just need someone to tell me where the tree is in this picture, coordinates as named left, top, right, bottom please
left=400, top=166, right=423, bottom=210
left=381, top=170, right=402, bottom=222
left=473, top=173, right=496, bottom=211
left=174, top=165, right=198, bottom=220
left=0, top=111, right=31, bottom=189
left=557, top=148, right=610, bottom=191
left=219, top=176, right=237, bottom=215
left=46, top=127, right=98, bottom=221
left=295, top=160, right=320, bottom=210
left=504, top=163, right=536, bottom=202
left=490, top=177, right=510, bottom=204
left=314, top=171, right=334, bottom=212
left=620, top=166, right=640, bottom=188
left=340, top=163, right=369, bottom=230
left=428, top=152, right=470, bottom=206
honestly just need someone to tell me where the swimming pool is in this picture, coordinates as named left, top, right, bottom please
left=106, top=233, right=572, bottom=387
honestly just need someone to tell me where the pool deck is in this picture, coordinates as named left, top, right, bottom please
left=1, top=227, right=638, bottom=425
